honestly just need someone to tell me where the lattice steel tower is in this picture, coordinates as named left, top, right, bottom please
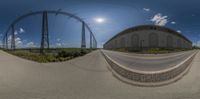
left=11, top=25, right=15, bottom=50
left=81, top=22, right=86, bottom=48
left=40, top=11, right=49, bottom=53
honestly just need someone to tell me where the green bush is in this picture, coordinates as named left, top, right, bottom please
left=80, top=49, right=87, bottom=55
left=5, top=48, right=95, bottom=63
left=57, top=49, right=91, bottom=58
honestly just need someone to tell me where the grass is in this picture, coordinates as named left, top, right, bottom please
left=5, top=48, right=95, bottom=63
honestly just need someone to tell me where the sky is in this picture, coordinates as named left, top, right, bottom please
left=0, top=0, right=200, bottom=48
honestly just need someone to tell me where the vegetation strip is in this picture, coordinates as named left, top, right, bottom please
left=5, top=48, right=95, bottom=63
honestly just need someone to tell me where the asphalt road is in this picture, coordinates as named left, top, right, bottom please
left=102, top=50, right=197, bottom=71
left=0, top=50, right=200, bottom=99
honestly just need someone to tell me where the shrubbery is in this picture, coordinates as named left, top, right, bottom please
left=6, top=48, right=94, bottom=63
left=56, top=49, right=90, bottom=58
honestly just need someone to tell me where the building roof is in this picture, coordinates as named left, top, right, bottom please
left=105, top=25, right=192, bottom=45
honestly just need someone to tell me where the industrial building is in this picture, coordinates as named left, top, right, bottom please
left=104, top=25, right=192, bottom=50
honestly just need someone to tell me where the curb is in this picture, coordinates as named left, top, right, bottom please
left=101, top=50, right=198, bottom=87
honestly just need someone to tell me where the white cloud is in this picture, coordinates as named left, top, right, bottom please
left=8, top=35, right=23, bottom=47
left=193, top=40, right=200, bottom=47
left=53, top=42, right=80, bottom=48
left=26, top=42, right=36, bottom=47
left=8, top=35, right=11, bottom=41
left=55, top=38, right=63, bottom=47
left=15, top=37, right=23, bottom=46
left=23, top=39, right=27, bottom=42
left=57, top=38, right=61, bottom=42
left=56, top=43, right=62, bottom=47
left=13, top=28, right=25, bottom=36
left=177, top=30, right=181, bottom=33
left=7, top=35, right=38, bottom=48
left=143, top=8, right=150, bottom=12
left=171, top=21, right=176, bottom=24
left=151, top=13, right=168, bottom=26
left=99, top=42, right=105, bottom=48
left=14, top=30, right=18, bottom=35
left=19, top=28, right=25, bottom=34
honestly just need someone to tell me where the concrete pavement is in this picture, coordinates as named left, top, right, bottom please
left=102, top=50, right=197, bottom=71
left=0, top=50, right=200, bottom=99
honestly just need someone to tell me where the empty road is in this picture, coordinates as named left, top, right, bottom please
left=102, top=50, right=197, bottom=71
left=0, top=50, right=200, bottom=99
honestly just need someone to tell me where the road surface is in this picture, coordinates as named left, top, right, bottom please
left=102, top=50, right=197, bottom=71
left=0, top=50, right=200, bottom=99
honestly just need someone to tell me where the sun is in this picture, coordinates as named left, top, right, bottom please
left=95, top=17, right=105, bottom=23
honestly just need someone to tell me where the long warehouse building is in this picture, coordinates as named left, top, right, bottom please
left=104, top=25, right=192, bottom=50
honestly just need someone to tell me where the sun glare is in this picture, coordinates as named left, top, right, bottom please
left=95, top=17, right=105, bottom=23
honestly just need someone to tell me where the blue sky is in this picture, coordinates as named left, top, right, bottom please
left=0, top=0, right=200, bottom=48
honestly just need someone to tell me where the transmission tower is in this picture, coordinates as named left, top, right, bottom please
left=11, top=25, right=15, bottom=50
left=81, top=22, right=86, bottom=48
left=40, top=11, right=49, bottom=53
